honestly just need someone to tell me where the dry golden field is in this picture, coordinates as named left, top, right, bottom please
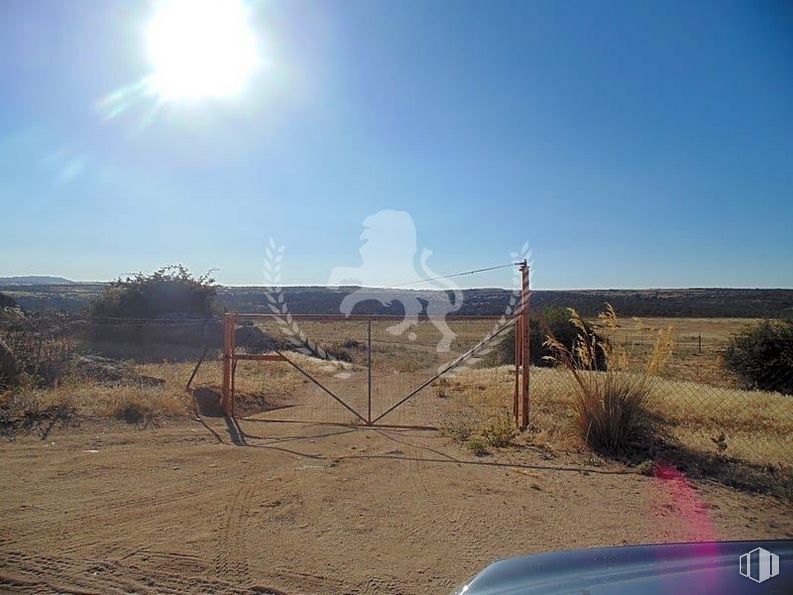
left=448, top=366, right=793, bottom=467
left=3, top=316, right=789, bottom=466
left=597, top=317, right=761, bottom=387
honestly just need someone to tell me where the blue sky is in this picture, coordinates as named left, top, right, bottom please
left=1, top=0, right=791, bottom=289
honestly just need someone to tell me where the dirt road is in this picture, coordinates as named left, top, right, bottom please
left=1, top=415, right=791, bottom=594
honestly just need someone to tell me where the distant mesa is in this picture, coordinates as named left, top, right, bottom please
left=0, top=276, right=76, bottom=285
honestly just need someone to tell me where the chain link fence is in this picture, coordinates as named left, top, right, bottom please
left=522, top=318, right=793, bottom=468
left=1, top=310, right=791, bottom=471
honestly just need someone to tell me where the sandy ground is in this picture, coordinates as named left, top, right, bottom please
left=1, top=403, right=791, bottom=595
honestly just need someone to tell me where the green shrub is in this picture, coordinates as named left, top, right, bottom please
left=87, top=266, right=219, bottom=350
left=486, top=307, right=607, bottom=369
left=724, top=320, right=793, bottom=395
left=467, top=437, right=488, bottom=456
left=90, top=265, right=217, bottom=319
left=482, top=410, right=516, bottom=447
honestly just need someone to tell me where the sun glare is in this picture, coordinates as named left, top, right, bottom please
left=145, top=0, right=260, bottom=102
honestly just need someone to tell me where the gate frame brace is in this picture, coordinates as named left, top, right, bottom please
left=221, top=313, right=289, bottom=418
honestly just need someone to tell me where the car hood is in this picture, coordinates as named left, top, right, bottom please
left=455, top=540, right=793, bottom=594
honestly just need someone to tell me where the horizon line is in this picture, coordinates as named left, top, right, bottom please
left=2, top=279, right=792, bottom=292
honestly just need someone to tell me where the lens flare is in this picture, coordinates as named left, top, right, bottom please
left=145, top=0, right=260, bottom=101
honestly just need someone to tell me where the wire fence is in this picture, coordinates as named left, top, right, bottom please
left=523, top=318, right=793, bottom=468
left=1, top=311, right=791, bottom=468
left=230, top=315, right=513, bottom=428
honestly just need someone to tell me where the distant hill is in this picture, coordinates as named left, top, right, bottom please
left=1, top=282, right=791, bottom=318
left=0, top=276, right=76, bottom=285
left=218, top=286, right=793, bottom=319
left=0, top=282, right=104, bottom=312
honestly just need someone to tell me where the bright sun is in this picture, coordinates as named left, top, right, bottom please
left=145, top=0, right=260, bottom=102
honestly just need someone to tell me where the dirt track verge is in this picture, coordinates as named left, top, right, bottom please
left=1, top=418, right=791, bottom=594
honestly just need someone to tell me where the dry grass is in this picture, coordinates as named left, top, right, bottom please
left=538, top=306, right=672, bottom=453
left=247, top=316, right=763, bottom=389
left=597, top=317, right=759, bottom=387
left=436, top=366, right=516, bottom=448
left=444, top=365, right=793, bottom=466
left=1, top=351, right=350, bottom=426
left=4, top=376, right=190, bottom=423
left=439, top=409, right=480, bottom=442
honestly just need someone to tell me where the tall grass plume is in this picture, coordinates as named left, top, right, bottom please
left=544, top=304, right=673, bottom=453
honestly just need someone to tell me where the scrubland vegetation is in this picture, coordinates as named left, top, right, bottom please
left=1, top=268, right=791, bottom=498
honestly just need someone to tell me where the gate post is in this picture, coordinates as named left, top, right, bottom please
left=222, top=313, right=236, bottom=416
left=367, top=317, right=372, bottom=425
left=520, top=261, right=530, bottom=430
left=513, top=305, right=521, bottom=426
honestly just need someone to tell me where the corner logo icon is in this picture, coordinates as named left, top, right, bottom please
left=739, top=547, right=780, bottom=583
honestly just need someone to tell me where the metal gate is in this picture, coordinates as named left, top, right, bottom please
left=219, top=263, right=531, bottom=429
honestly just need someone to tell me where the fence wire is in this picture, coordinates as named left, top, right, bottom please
left=525, top=317, right=793, bottom=467
left=1, top=312, right=791, bottom=468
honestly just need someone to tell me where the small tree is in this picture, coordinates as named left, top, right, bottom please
left=724, top=320, right=793, bottom=395
left=89, top=265, right=217, bottom=319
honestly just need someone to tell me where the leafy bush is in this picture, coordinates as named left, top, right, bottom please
left=90, top=265, right=217, bottom=319
left=86, top=266, right=219, bottom=352
left=724, top=320, right=793, bottom=395
left=487, top=307, right=608, bottom=370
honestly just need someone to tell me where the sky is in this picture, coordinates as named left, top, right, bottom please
left=1, top=0, right=792, bottom=290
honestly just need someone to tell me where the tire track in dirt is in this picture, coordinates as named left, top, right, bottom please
left=2, top=549, right=147, bottom=594
left=4, top=466, right=235, bottom=557
left=214, top=478, right=255, bottom=585
left=269, top=568, right=350, bottom=594
left=6, top=477, right=218, bottom=552
left=0, top=548, right=279, bottom=594
left=350, top=574, right=404, bottom=595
